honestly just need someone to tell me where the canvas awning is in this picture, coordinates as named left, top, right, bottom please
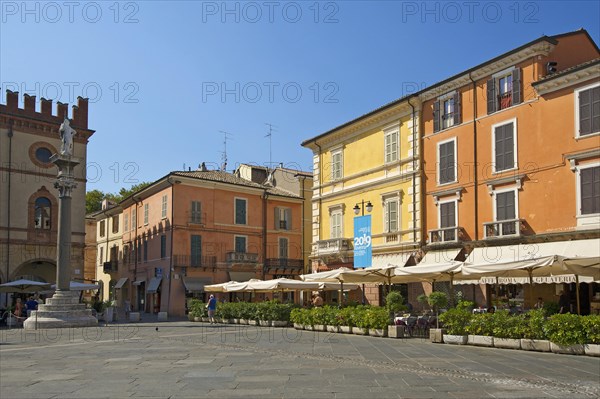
left=454, top=275, right=596, bottom=285
left=132, top=280, right=145, bottom=286
left=418, top=248, right=463, bottom=267
left=182, top=277, right=211, bottom=293
left=114, top=277, right=128, bottom=289
left=228, top=272, right=258, bottom=282
left=371, top=253, right=414, bottom=268
left=146, top=277, right=162, bottom=294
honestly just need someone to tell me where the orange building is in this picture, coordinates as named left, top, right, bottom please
left=115, top=167, right=305, bottom=317
left=418, top=30, right=599, bottom=310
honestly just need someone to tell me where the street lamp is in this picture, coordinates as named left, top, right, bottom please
left=353, top=200, right=373, bottom=216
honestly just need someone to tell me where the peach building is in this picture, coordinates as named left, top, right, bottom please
left=112, top=167, right=305, bottom=317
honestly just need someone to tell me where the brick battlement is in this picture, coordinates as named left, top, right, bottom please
left=0, top=90, right=89, bottom=129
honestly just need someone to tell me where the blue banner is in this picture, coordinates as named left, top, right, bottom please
left=353, top=215, right=372, bottom=269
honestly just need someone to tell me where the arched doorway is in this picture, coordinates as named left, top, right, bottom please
left=12, top=259, right=56, bottom=284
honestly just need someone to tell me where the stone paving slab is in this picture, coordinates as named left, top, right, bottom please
left=1, top=321, right=599, bottom=399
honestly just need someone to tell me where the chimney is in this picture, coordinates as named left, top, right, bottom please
left=72, top=96, right=88, bottom=128
left=41, top=98, right=52, bottom=115
left=57, top=102, right=68, bottom=119
left=24, top=94, right=36, bottom=113
left=199, top=162, right=208, bottom=172
left=6, top=90, right=18, bottom=111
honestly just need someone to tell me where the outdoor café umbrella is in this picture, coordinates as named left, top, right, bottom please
left=50, top=281, right=101, bottom=291
left=0, top=279, right=50, bottom=293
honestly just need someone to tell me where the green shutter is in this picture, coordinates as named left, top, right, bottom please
left=487, top=78, right=496, bottom=114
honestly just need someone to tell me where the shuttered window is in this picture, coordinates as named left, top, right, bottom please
left=385, top=129, right=398, bottom=163
left=496, top=191, right=516, bottom=221
left=487, top=68, right=521, bottom=114
left=578, top=85, right=600, bottom=136
left=438, top=140, right=456, bottom=184
left=235, top=198, right=247, bottom=225
left=331, top=150, right=343, bottom=180
left=274, top=207, right=292, bottom=230
left=494, top=122, right=515, bottom=172
left=384, top=200, right=398, bottom=232
left=160, top=235, right=167, bottom=259
left=440, top=201, right=456, bottom=241
left=581, top=166, right=600, bottom=215
left=161, top=195, right=168, bottom=219
left=330, top=211, right=342, bottom=239
left=191, top=201, right=201, bottom=223
left=433, top=92, right=461, bottom=133
left=191, top=235, right=202, bottom=266
left=235, top=236, right=246, bottom=253
left=279, top=237, right=288, bottom=259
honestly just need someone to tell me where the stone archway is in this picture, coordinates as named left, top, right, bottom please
left=12, top=259, right=56, bottom=284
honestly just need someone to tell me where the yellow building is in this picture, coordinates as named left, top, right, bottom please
left=302, top=99, right=421, bottom=304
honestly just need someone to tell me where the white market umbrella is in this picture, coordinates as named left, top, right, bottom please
left=0, top=279, right=50, bottom=293
left=50, top=281, right=100, bottom=291
left=204, top=281, right=239, bottom=293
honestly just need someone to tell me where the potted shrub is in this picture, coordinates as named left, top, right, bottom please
left=312, top=306, right=328, bottom=332
left=290, top=308, right=306, bottom=330
left=427, top=292, right=448, bottom=343
left=367, top=307, right=389, bottom=337
left=337, top=306, right=355, bottom=333
left=520, top=308, right=550, bottom=352
left=491, top=310, right=522, bottom=350
left=256, top=302, right=272, bottom=326
left=271, top=303, right=293, bottom=327
left=466, top=313, right=495, bottom=347
left=439, top=307, right=470, bottom=345
left=582, top=315, right=600, bottom=357
left=386, top=291, right=407, bottom=338
left=324, top=306, right=340, bottom=333
left=545, top=313, right=586, bottom=355
left=188, top=299, right=205, bottom=322
left=352, top=306, right=369, bottom=335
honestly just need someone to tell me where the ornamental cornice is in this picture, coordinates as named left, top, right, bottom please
left=533, top=64, right=600, bottom=95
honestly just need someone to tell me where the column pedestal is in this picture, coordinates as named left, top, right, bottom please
left=24, top=291, right=97, bottom=329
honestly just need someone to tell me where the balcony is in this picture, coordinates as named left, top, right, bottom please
left=226, top=252, right=259, bottom=264
left=264, top=258, right=303, bottom=269
left=483, top=219, right=525, bottom=239
left=103, top=260, right=117, bottom=274
left=313, top=238, right=351, bottom=255
left=172, top=254, right=217, bottom=268
left=429, top=227, right=464, bottom=244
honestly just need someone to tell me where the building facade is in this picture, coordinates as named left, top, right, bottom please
left=0, top=91, right=94, bottom=306
left=91, top=200, right=123, bottom=302
left=302, top=100, right=421, bottom=304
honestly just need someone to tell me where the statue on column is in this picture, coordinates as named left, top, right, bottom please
left=59, top=117, right=76, bottom=156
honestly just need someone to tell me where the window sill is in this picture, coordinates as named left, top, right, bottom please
left=575, top=131, right=600, bottom=140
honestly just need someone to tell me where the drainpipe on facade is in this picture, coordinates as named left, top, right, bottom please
left=262, top=189, right=268, bottom=281
left=4, top=119, right=13, bottom=306
left=468, top=72, right=479, bottom=241
left=314, top=141, right=322, bottom=275
left=408, top=96, right=419, bottom=249
left=166, top=177, right=175, bottom=318
left=132, top=197, right=140, bottom=311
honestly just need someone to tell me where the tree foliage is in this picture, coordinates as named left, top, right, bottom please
left=85, top=182, right=152, bottom=214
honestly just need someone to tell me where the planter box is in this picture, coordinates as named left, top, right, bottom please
left=494, top=338, right=521, bottom=350
left=339, top=325, right=352, bottom=334
left=221, top=318, right=233, bottom=324
left=551, top=342, right=585, bottom=355
left=468, top=335, right=494, bottom=347
left=353, top=327, right=368, bottom=335
left=444, top=334, right=468, bottom=345
left=388, top=325, right=406, bottom=339
left=520, top=339, right=551, bottom=352
left=248, top=320, right=258, bottom=326
left=430, top=328, right=444, bottom=343
left=157, top=312, right=168, bottom=322
left=369, top=328, right=388, bottom=337
left=272, top=321, right=288, bottom=328
left=202, top=317, right=210, bottom=323
left=326, top=325, right=340, bottom=333
left=584, top=344, right=600, bottom=357
left=129, top=312, right=141, bottom=322
left=239, top=318, right=248, bottom=325
left=259, top=320, right=271, bottom=327
left=305, top=325, right=314, bottom=331
left=232, top=318, right=240, bottom=324
left=293, top=323, right=304, bottom=330
left=314, top=324, right=327, bottom=332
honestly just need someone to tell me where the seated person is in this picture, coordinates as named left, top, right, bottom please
left=26, top=296, right=39, bottom=314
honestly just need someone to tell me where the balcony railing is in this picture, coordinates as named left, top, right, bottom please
left=313, top=238, right=352, bottom=256
left=264, top=258, right=303, bottom=269
left=226, top=252, right=259, bottom=264
left=103, top=260, right=117, bottom=273
left=483, top=219, right=524, bottom=239
left=172, top=254, right=217, bottom=268
left=429, top=227, right=463, bottom=244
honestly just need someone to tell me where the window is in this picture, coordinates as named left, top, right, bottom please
left=161, top=195, right=168, bottom=219
left=191, top=235, right=201, bottom=266
left=99, top=247, right=104, bottom=264
left=136, top=239, right=142, bottom=261
left=35, top=147, right=52, bottom=164
left=191, top=201, right=202, bottom=223
left=331, top=149, right=343, bottom=180
left=487, top=68, right=521, bottom=114
left=160, top=235, right=167, bottom=259
left=433, top=92, right=461, bottom=132
left=144, top=204, right=149, bottom=225
left=384, top=198, right=399, bottom=233
left=279, top=237, right=288, bottom=259
left=112, top=216, right=119, bottom=233
left=124, top=214, right=129, bottom=232
left=275, top=207, right=292, bottom=230
left=493, top=120, right=517, bottom=172
left=110, top=245, right=118, bottom=263
left=99, top=220, right=106, bottom=237
left=34, top=197, right=51, bottom=230
left=384, top=128, right=399, bottom=163
left=132, top=210, right=136, bottom=231
left=330, top=209, right=342, bottom=239
left=235, top=198, right=247, bottom=225
left=576, top=83, right=600, bottom=137
left=495, top=190, right=517, bottom=235
left=439, top=201, right=457, bottom=241
left=143, top=238, right=148, bottom=262
left=580, top=165, right=600, bottom=215
left=234, top=236, right=247, bottom=253
left=438, top=138, right=456, bottom=185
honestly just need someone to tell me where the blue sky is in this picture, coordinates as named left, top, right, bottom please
left=1, top=1, right=599, bottom=194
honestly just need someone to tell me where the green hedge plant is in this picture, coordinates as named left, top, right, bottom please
left=439, top=307, right=471, bottom=335
left=465, top=312, right=494, bottom=336
left=582, top=315, right=600, bottom=345
left=544, top=313, right=586, bottom=345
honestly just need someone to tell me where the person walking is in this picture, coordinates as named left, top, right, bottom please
left=206, top=295, right=217, bottom=324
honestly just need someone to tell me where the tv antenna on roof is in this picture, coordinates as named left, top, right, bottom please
left=265, top=122, right=277, bottom=169
left=219, top=130, right=232, bottom=171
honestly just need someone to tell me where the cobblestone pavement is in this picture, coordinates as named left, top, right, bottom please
left=1, top=320, right=599, bottom=399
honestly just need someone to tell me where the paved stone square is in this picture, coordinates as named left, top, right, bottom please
left=1, top=319, right=599, bottom=398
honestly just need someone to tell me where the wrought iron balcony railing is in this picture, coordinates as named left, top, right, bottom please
left=483, top=219, right=525, bottom=239
left=172, top=254, right=217, bottom=268
left=429, top=226, right=463, bottom=244
left=226, top=252, right=259, bottom=264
